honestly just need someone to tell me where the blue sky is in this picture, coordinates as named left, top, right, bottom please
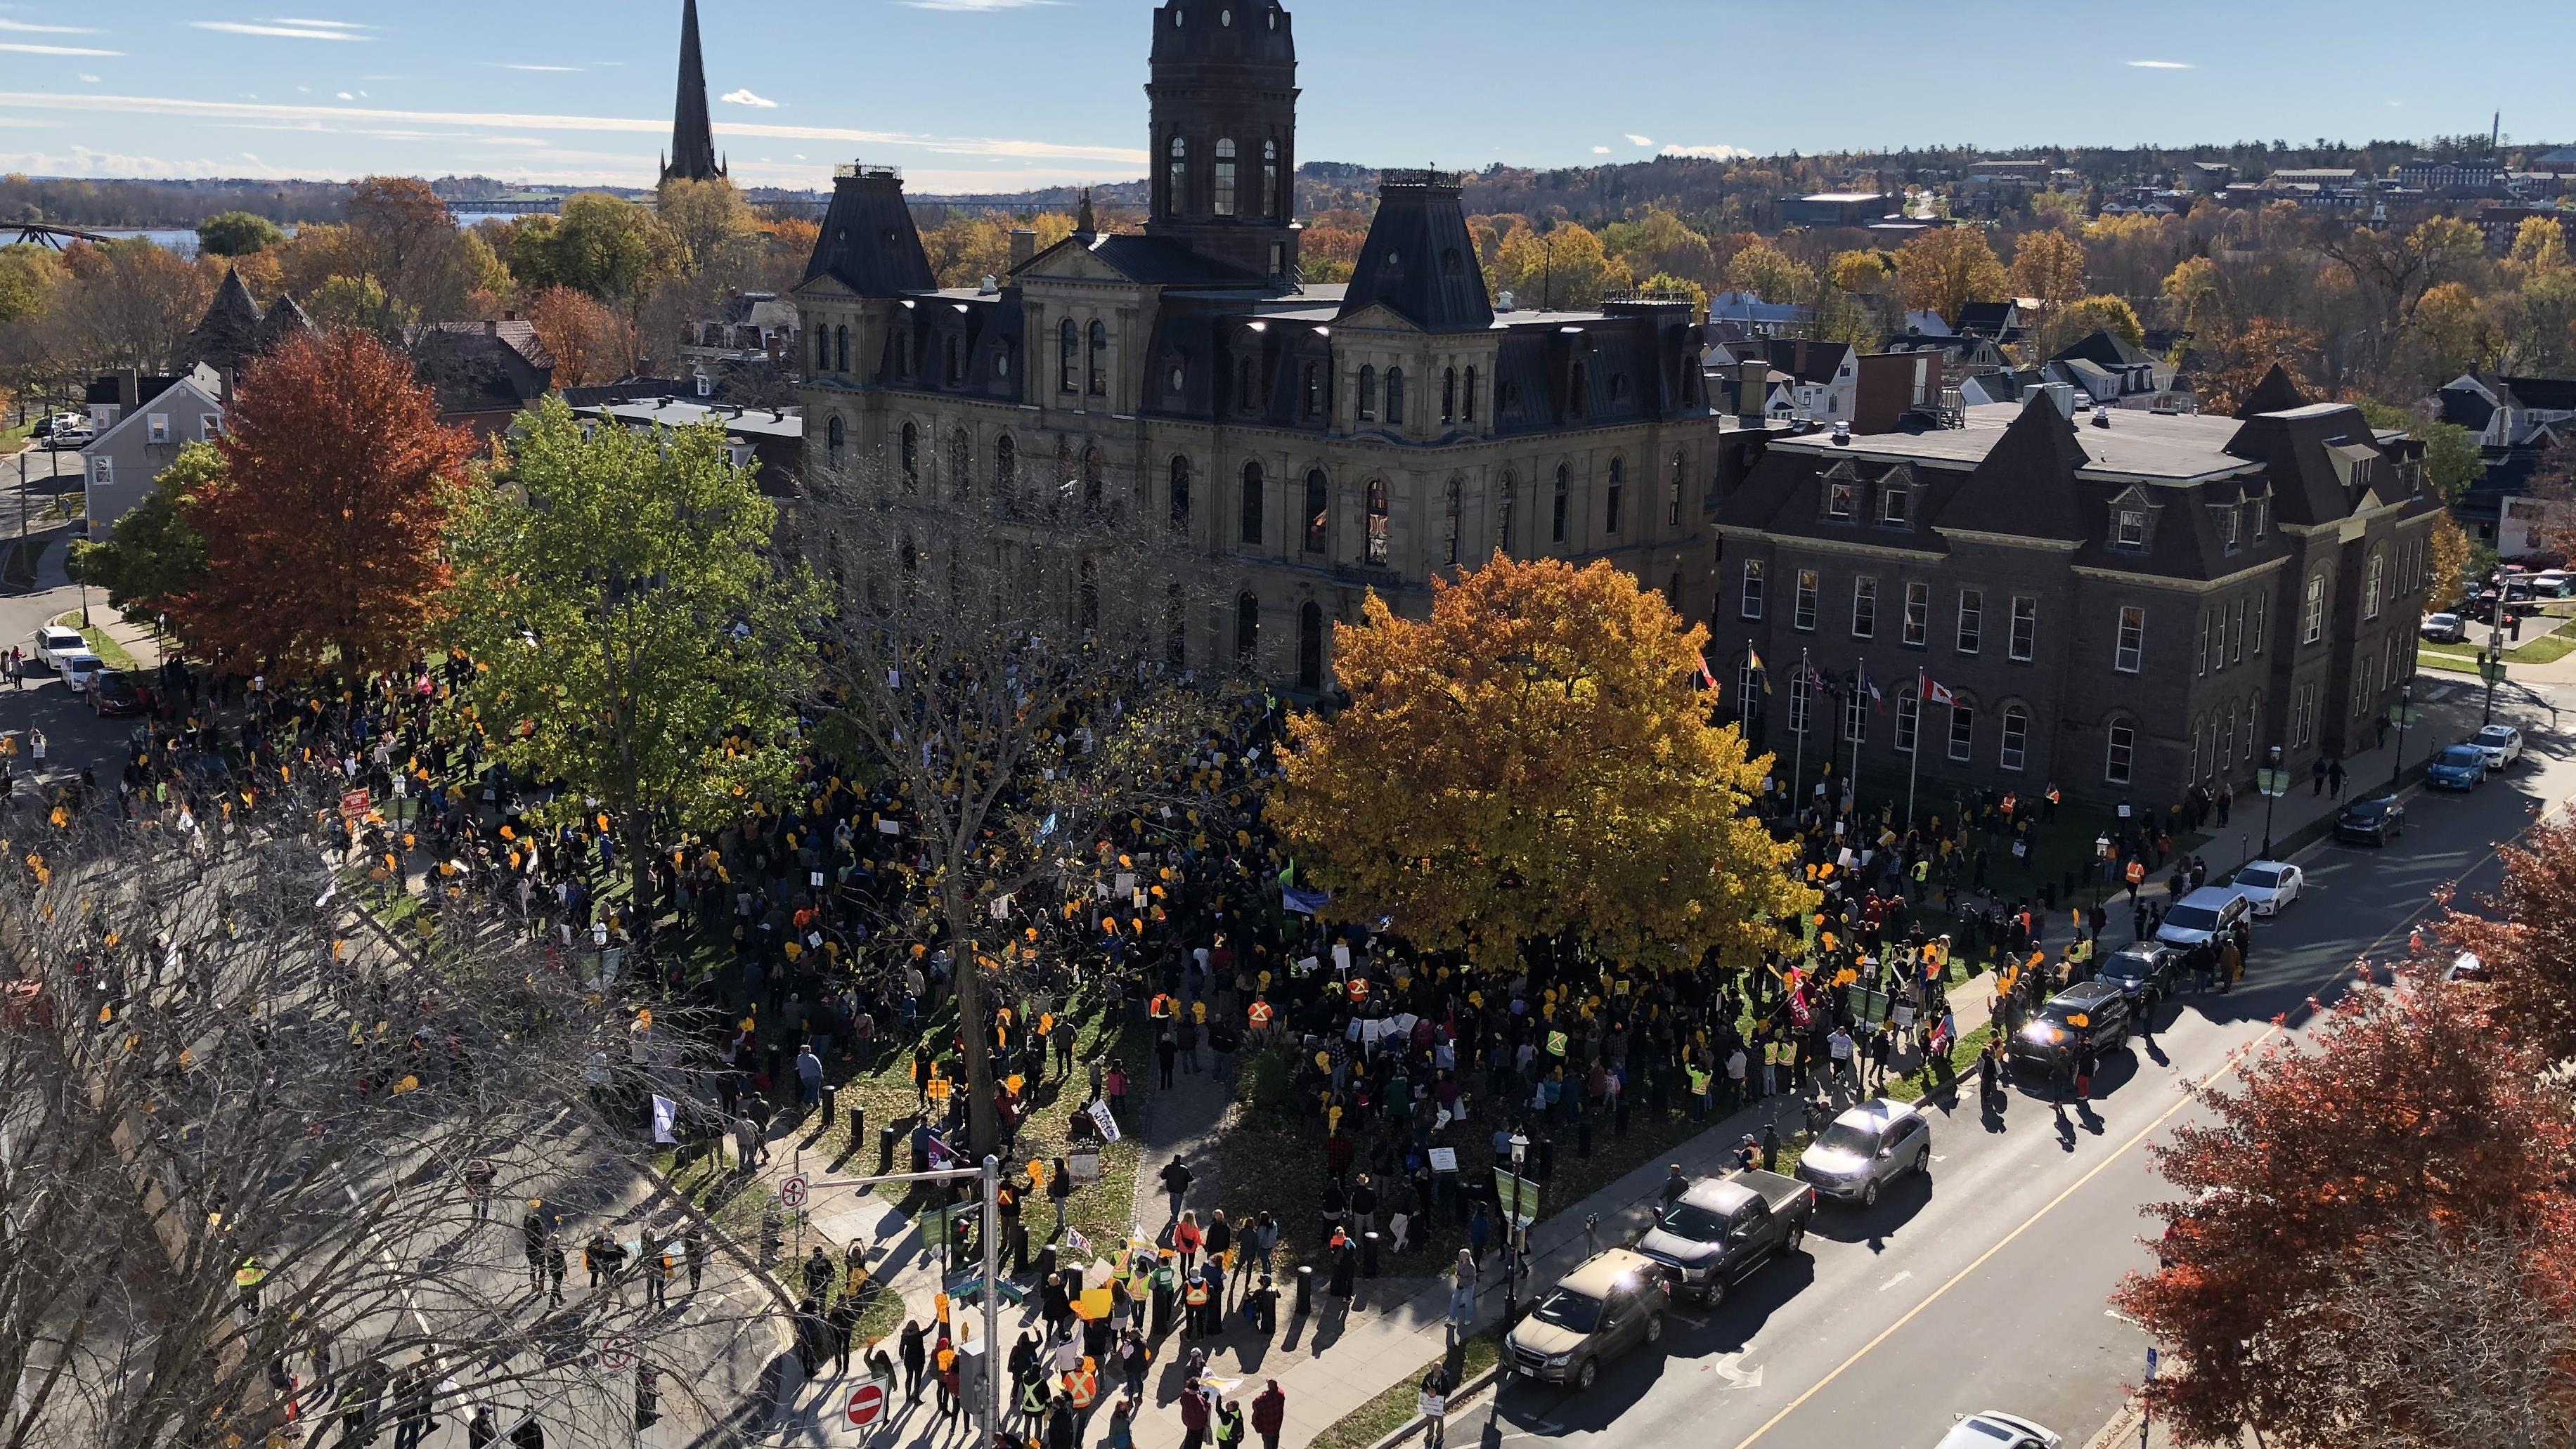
left=0, top=1, right=2570, bottom=195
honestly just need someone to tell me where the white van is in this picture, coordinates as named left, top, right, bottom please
left=2156, top=886, right=2252, bottom=948
left=33, top=625, right=84, bottom=668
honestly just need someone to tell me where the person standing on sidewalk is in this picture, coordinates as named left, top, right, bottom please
left=1419, top=1365, right=1455, bottom=1449
left=900, top=1320, right=927, bottom=1403
left=1251, top=1380, right=1286, bottom=1449
left=1445, top=1249, right=1477, bottom=1341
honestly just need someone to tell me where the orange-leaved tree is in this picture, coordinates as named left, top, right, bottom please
left=171, top=327, right=478, bottom=677
left=1894, top=226, right=2009, bottom=326
left=2112, top=980, right=2576, bottom=1448
left=1271, top=554, right=1811, bottom=972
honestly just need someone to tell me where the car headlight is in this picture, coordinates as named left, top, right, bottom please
left=1544, top=1351, right=1574, bottom=1366
left=2021, top=1024, right=2062, bottom=1044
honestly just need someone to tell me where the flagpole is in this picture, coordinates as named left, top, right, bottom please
left=1908, top=668, right=1923, bottom=833
left=1792, top=647, right=1809, bottom=829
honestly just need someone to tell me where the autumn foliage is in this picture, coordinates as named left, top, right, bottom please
left=170, top=328, right=478, bottom=678
left=1271, top=555, right=1811, bottom=972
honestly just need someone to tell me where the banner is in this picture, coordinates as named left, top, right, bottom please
left=1281, top=886, right=1331, bottom=916
left=651, top=1095, right=678, bottom=1145
left=1087, top=1100, right=1122, bottom=1143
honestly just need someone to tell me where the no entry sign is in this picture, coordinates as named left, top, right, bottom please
left=847, top=1382, right=887, bottom=1427
left=779, top=1174, right=809, bottom=1209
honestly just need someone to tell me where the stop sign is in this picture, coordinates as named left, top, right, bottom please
left=848, top=1383, right=886, bottom=1428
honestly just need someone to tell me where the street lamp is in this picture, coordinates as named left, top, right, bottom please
left=2391, top=681, right=2414, bottom=789
left=2092, top=834, right=2111, bottom=908
left=2260, top=745, right=2281, bottom=859
left=1504, top=1131, right=1528, bottom=1332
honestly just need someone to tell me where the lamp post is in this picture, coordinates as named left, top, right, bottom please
left=1504, top=1131, right=1528, bottom=1333
left=2260, top=745, right=2281, bottom=859
left=2092, top=834, right=2111, bottom=908
left=2391, top=681, right=2414, bottom=789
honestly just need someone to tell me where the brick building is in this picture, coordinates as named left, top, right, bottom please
left=1707, top=372, right=2443, bottom=807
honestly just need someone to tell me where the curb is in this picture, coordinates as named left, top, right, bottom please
left=2080, top=1396, right=2145, bottom=1449
left=1359, top=1363, right=1503, bottom=1449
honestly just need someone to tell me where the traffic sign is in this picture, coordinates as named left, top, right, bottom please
left=779, top=1174, right=810, bottom=1209
left=599, top=1334, right=636, bottom=1371
left=848, top=1381, right=888, bottom=1427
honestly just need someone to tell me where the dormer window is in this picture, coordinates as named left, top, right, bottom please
left=2249, top=498, right=2269, bottom=542
left=1882, top=488, right=1909, bottom=526
left=2215, top=506, right=2239, bottom=552
left=1826, top=481, right=1855, bottom=521
left=2116, top=507, right=2147, bottom=549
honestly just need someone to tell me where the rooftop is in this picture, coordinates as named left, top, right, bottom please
left=1771, top=401, right=2262, bottom=483
left=577, top=398, right=804, bottom=439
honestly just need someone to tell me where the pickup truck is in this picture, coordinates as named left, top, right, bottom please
left=1633, top=1168, right=1816, bottom=1307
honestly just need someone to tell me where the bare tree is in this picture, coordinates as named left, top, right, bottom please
left=0, top=800, right=759, bottom=1449
left=804, top=434, right=1258, bottom=1155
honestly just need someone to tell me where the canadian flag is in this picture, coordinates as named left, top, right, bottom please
left=1922, top=677, right=1955, bottom=706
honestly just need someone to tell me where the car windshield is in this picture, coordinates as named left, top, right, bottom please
left=2439, top=746, right=2483, bottom=766
left=1652, top=1202, right=1731, bottom=1242
left=1531, top=1289, right=1603, bottom=1334
left=2106, top=951, right=2158, bottom=977
left=2345, top=800, right=2388, bottom=819
left=1813, top=1122, right=1879, bottom=1155
left=2479, top=727, right=2514, bottom=744
left=2237, top=866, right=2282, bottom=888
left=2165, top=904, right=2220, bottom=930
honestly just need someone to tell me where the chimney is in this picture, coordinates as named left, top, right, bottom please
left=484, top=319, right=500, bottom=337
left=1009, top=229, right=1037, bottom=271
left=503, top=310, right=518, bottom=323
left=117, top=368, right=140, bottom=412
left=1735, top=360, right=1769, bottom=422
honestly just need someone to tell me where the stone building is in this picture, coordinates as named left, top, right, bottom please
left=1705, top=371, right=2445, bottom=807
left=789, top=0, right=1728, bottom=690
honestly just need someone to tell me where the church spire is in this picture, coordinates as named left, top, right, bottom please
left=662, top=0, right=725, bottom=184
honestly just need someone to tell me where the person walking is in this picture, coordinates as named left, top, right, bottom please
left=684, top=1223, right=707, bottom=1294
left=1160, top=1157, right=1193, bottom=1224
left=1179, top=1379, right=1212, bottom=1449
left=1444, top=1249, right=1476, bottom=1341
left=1251, top=1380, right=1286, bottom=1449
left=543, top=1235, right=567, bottom=1307
left=1156, top=1029, right=1179, bottom=1090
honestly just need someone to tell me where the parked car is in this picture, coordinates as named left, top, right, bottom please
left=1633, top=1169, right=1818, bottom=1306
left=1503, top=1247, right=1671, bottom=1389
left=32, top=625, right=84, bottom=668
left=2156, top=886, right=2251, bottom=948
left=2425, top=743, right=2488, bottom=791
left=2229, top=860, right=2304, bottom=917
left=2097, top=942, right=2182, bottom=1008
left=1934, top=1411, right=2063, bottom=1449
left=2334, top=795, right=2407, bottom=847
left=2529, top=571, right=2573, bottom=597
left=2473, top=724, right=2525, bottom=769
left=2009, top=981, right=2132, bottom=1083
left=90, top=670, right=148, bottom=717
left=2420, top=612, right=2467, bottom=643
left=46, top=423, right=93, bottom=450
left=53, top=651, right=103, bottom=694
left=2445, top=951, right=2487, bottom=982
left=1794, top=1100, right=1931, bottom=1209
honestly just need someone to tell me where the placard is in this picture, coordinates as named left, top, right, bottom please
left=1427, top=1148, right=1458, bottom=1172
left=1087, top=1100, right=1122, bottom=1143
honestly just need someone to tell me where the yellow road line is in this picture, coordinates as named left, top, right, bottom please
left=1724, top=791, right=2575, bottom=1449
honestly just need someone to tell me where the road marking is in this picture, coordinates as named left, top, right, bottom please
left=2106, top=1308, right=2146, bottom=1329
left=1877, top=1271, right=1912, bottom=1292
left=1721, top=791, right=2576, bottom=1449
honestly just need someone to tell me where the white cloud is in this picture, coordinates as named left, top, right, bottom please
left=2125, top=59, right=2192, bottom=69
left=0, top=18, right=99, bottom=32
left=76, top=74, right=98, bottom=83
left=190, top=20, right=371, bottom=40
left=499, top=64, right=585, bottom=72
left=1663, top=143, right=1752, bottom=160
left=0, top=89, right=1151, bottom=164
left=1591, top=145, right=1611, bottom=155
left=0, top=115, right=67, bottom=127
left=0, top=41, right=118, bottom=55
left=721, top=88, right=778, bottom=108
left=266, top=16, right=370, bottom=27
left=900, top=0, right=1063, bottom=10
left=1624, top=134, right=1653, bottom=148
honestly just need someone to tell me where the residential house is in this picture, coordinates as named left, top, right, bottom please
left=2437, top=371, right=2572, bottom=545
left=406, top=319, right=556, bottom=440
left=78, top=372, right=224, bottom=534
left=2043, top=331, right=2196, bottom=413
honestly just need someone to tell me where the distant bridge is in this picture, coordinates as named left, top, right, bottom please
left=446, top=197, right=829, bottom=217
left=6, top=222, right=113, bottom=250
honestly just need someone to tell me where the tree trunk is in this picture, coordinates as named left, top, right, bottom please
left=620, top=807, right=657, bottom=975
left=943, top=876, right=1000, bottom=1158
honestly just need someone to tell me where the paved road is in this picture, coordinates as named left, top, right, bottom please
left=1452, top=684, right=2572, bottom=1449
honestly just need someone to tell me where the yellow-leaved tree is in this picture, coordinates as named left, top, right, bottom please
left=1271, top=555, right=1812, bottom=972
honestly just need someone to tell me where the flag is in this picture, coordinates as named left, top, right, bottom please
left=1746, top=645, right=1773, bottom=694
left=1695, top=651, right=1719, bottom=691
left=1860, top=666, right=1884, bottom=713
left=651, top=1095, right=678, bottom=1145
left=1922, top=677, right=1955, bottom=707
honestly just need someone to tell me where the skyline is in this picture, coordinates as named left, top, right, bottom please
left=0, top=1, right=2568, bottom=195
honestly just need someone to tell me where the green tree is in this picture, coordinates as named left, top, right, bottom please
left=63, top=441, right=213, bottom=628
left=305, top=273, right=417, bottom=332
left=508, top=194, right=671, bottom=301
left=196, top=212, right=286, bottom=257
left=0, top=242, right=65, bottom=325
left=444, top=398, right=814, bottom=920
left=1723, top=238, right=1818, bottom=304
left=2357, top=400, right=2483, bottom=503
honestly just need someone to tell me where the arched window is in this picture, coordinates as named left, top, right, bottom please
left=1087, top=320, right=1108, bottom=396
left=1297, top=602, right=1325, bottom=691
left=995, top=434, right=1017, bottom=496
left=835, top=325, right=850, bottom=373
left=1569, top=362, right=1589, bottom=421
left=2303, top=571, right=2329, bottom=644
left=948, top=429, right=971, bottom=496
left=1059, top=318, right=1079, bottom=395
left=817, top=327, right=831, bottom=374
left=1240, top=461, right=1264, bottom=545
left=1497, top=472, right=1515, bottom=554
left=1357, top=365, right=1377, bottom=422
left=1263, top=139, right=1281, bottom=219
left=1301, top=362, right=1322, bottom=420
left=1669, top=450, right=1686, bottom=527
left=1605, top=457, right=1624, bottom=535
left=1443, top=479, right=1463, bottom=567
left=2106, top=717, right=2136, bottom=785
left=1169, top=455, right=1192, bottom=533
left=1236, top=592, right=1260, bottom=665
left=1442, top=368, right=1458, bottom=425
left=1214, top=139, right=1238, bottom=217
left=1167, top=136, right=1189, bottom=217
left=1385, top=368, right=1406, bottom=428
left=1463, top=366, right=1477, bottom=423
left=1552, top=464, right=1570, bottom=545
left=1999, top=704, right=2028, bottom=772
left=1303, top=469, right=1329, bottom=555
left=1082, top=446, right=1105, bottom=515
left=899, top=422, right=919, bottom=490
left=1364, top=478, right=1390, bottom=567
left=827, top=415, right=845, bottom=467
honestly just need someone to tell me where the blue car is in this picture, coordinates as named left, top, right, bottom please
left=2425, top=743, right=2488, bottom=791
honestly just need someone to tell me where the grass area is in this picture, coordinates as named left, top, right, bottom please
left=51, top=610, right=137, bottom=672
left=1308, top=1327, right=1502, bottom=1449
left=2421, top=632, right=2576, bottom=667
left=0, top=421, right=30, bottom=452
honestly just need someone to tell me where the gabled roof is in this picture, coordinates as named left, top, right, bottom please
left=1336, top=171, right=1494, bottom=333
left=2499, top=375, right=2576, bottom=413
left=176, top=268, right=266, bottom=375
left=80, top=377, right=223, bottom=456
left=2234, top=363, right=2310, bottom=419
left=2051, top=330, right=2156, bottom=370
left=1937, top=392, right=2093, bottom=540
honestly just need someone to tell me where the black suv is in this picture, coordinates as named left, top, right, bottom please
left=2007, top=981, right=2132, bottom=1083
left=2096, top=943, right=2181, bottom=1008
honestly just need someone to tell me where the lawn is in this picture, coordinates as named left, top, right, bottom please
left=2421, top=632, right=2576, bottom=667
left=51, top=610, right=138, bottom=672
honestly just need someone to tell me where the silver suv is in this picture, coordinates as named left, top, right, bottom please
left=1794, top=1098, right=1931, bottom=1207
